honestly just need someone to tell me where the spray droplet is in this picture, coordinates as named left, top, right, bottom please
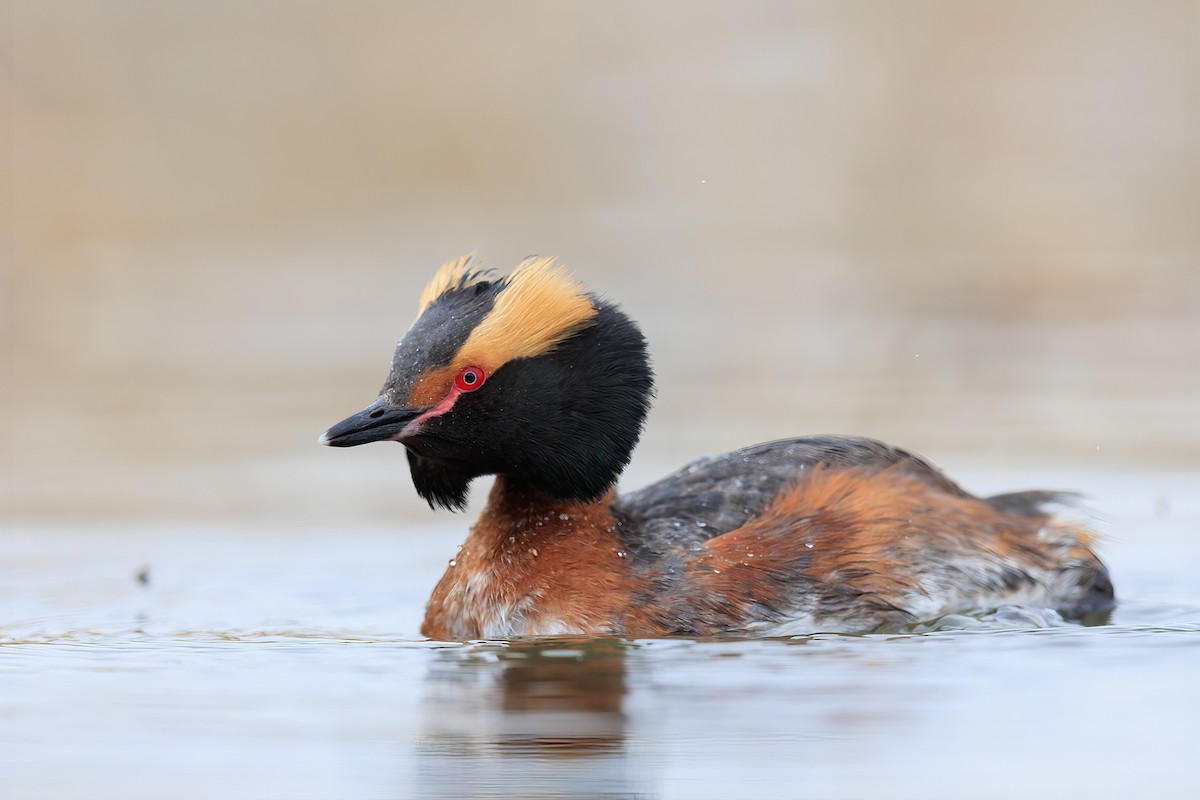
left=805, top=541, right=814, bottom=549
left=558, top=513, right=570, bottom=521
left=530, top=548, right=538, bottom=557
left=616, top=550, right=628, bottom=558
left=448, top=559, right=458, bottom=567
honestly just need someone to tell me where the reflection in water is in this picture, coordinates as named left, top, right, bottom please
left=416, top=639, right=647, bottom=799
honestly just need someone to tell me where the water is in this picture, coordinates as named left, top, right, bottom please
left=2, top=471, right=1197, bottom=800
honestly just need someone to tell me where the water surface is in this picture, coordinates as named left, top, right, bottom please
left=3, top=472, right=1197, bottom=800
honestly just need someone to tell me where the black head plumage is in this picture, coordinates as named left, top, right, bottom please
left=320, top=257, right=655, bottom=511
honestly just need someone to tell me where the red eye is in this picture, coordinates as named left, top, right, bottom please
left=454, top=365, right=486, bottom=392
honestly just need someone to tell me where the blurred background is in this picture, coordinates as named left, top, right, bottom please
left=3, top=0, right=1198, bottom=524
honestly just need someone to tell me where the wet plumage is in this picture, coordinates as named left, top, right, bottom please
left=321, top=255, right=1114, bottom=639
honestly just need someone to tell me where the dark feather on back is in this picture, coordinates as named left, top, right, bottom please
left=614, top=435, right=971, bottom=558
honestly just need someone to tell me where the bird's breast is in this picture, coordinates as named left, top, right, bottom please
left=419, top=479, right=640, bottom=640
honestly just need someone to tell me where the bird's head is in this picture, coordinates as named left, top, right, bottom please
left=319, top=255, right=654, bottom=511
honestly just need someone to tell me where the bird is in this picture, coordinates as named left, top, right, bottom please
left=319, top=254, right=1115, bottom=640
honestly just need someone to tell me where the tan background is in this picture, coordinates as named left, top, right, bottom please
left=3, top=1, right=1198, bottom=522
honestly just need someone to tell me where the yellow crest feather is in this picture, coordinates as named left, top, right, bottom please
left=461, top=257, right=597, bottom=370
left=404, top=255, right=598, bottom=407
left=417, top=252, right=490, bottom=315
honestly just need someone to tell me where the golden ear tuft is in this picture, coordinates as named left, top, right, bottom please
left=461, top=256, right=598, bottom=370
left=417, top=253, right=492, bottom=315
